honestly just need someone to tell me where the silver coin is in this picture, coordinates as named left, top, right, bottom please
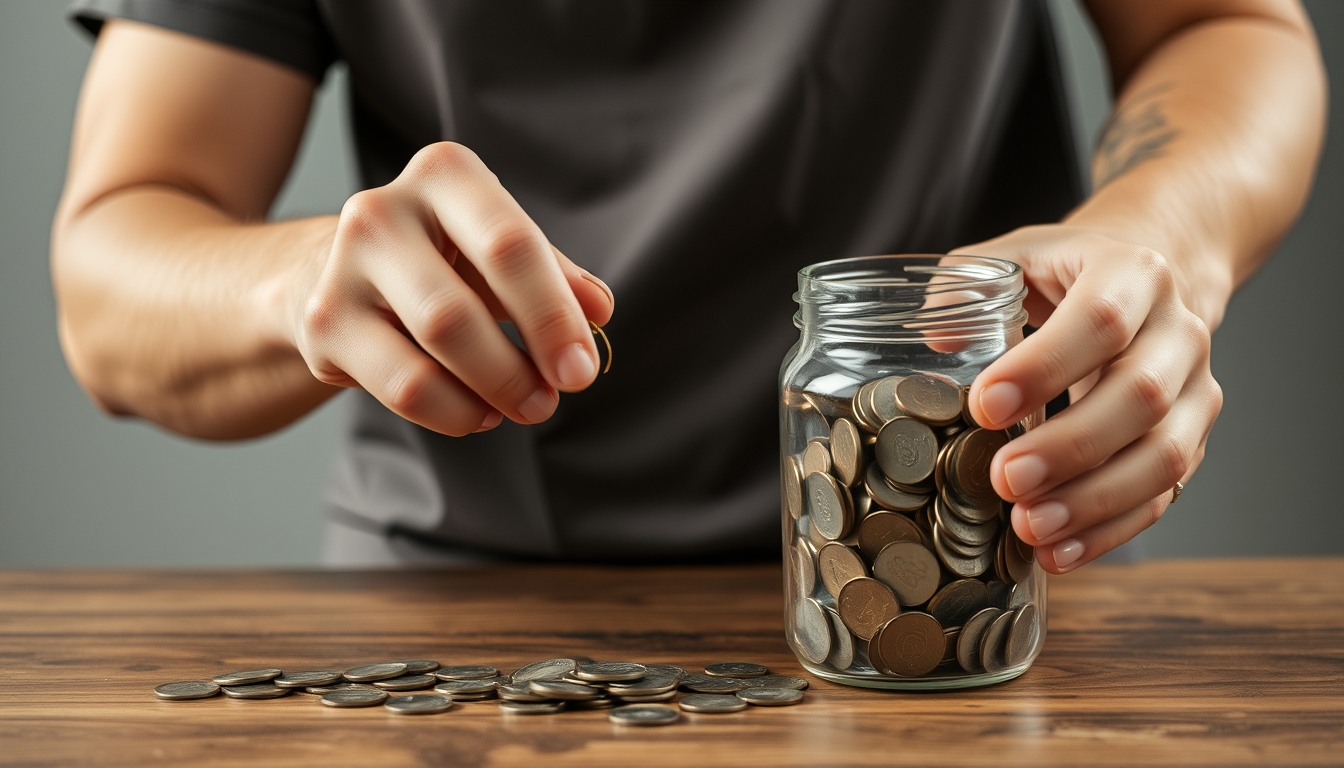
left=871, top=540, right=941, bottom=607
left=343, top=662, right=407, bottom=683
left=613, top=690, right=678, bottom=703
left=930, top=525, right=992, bottom=579
left=400, top=659, right=441, bottom=675
left=510, top=658, right=576, bottom=683
left=607, top=675, right=679, bottom=696
left=641, top=664, right=686, bottom=680
left=273, top=670, right=343, bottom=688
left=383, top=693, right=453, bottom=715
left=743, top=675, right=810, bottom=691
left=574, top=661, right=647, bottom=682
left=785, top=455, right=805, bottom=521
left=609, top=705, right=680, bottom=726
left=154, top=681, right=219, bottom=701
left=1005, top=603, right=1041, bottom=667
left=926, top=578, right=991, bottom=629
left=981, top=609, right=1017, bottom=674
left=320, top=688, right=388, bottom=708
left=736, top=687, right=804, bottom=706
left=529, top=680, right=601, bottom=700
left=221, top=683, right=289, bottom=700
left=793, top=596, right=833, bottom=664
left=704, top=662, right=767, bottom=678
left=568, top=696, right=617, bottom=709
left=824, top=608, right=855, bottom=671
left=305, top=682, right=378, bottom=695
left=499, top=700, right=564, bottom=715
left=934, top=496, right=999, bottom=546
left=372, top=674, right=437, bottom=691
left=434, top=678, right=500, bottom=695
left=805, top=471, right=853, bottom=541
left=956, top=607, right=1002, bottom=673
left=679, top=674, right=748, bottom=693
left=212, top=668, right=281, bottom=686
left=438, top=692, right=497, bottom=702
left=435, top=664, right=498, bottom=681
left=497, top=683, right=550, bottom=702
left=678, top=694, right=747, bottom=713
left=793, top=539, right=816, bottom=599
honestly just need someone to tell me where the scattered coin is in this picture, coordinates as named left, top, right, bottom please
left=614, top=690, right=678, bottom=703
left=703, top=662, right=767, bottom=678
left=609, top=675, right=678, bottom=696
left=384, top=693, right=453, bottom=715
left=609, top=705, right=680, bottom=726
left=736, top=687, right=804, bottom=706
left=154, top=681, right=219, bottom=701
left=497, top=683, right=550, bottom=702
left=679, top=674, right=748, bottom=694
left=499, top=700, right=564, bottom=715
left=274, top=670, right=343, bottom=689
left=212, top=668, right=281, bottom=687
left=529, top=680, right=601, bottom=701
left=678, top=694, right=747, bottom=713
left=574, top=661, right=647, bottom=682
left=343, top=663, right=407, bottom=683
left=510, top=658, right=576, bottom=683
left=400, top=660, right=441, bottom=675
left=640, top=664, right=686, bottom=680
left=304, top=682, right=377, bottom=695
left=372, top=674, right=437, bottom=691
left=320, top=688, right=388, bottom=708
left=221, top=683, right=290, bottom=700
left=741, top=675, right=810, bottom=691
left=435, top=665, right=498, bottom=681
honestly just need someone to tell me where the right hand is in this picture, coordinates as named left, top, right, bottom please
left=292, top=142, right=615, bottom=436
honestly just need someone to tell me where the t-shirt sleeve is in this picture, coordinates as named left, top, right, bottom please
left=69, top=0, right=338, bottom=82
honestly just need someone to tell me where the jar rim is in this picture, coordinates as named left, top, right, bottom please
left=798, top=253, right=1021, bottom=290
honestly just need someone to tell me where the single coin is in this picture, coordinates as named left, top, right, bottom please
left=607, top=675, right=679, bottom=696
left=867, top=631, right=887, bottom=674
left=435, top=665, right=498, bottom=681
left=320, top=688, right=388, bottom=708
left=510, top=658, right=576, bottom=683
left=529, top=680, right=601, bottom=700
left=926, top=578, right=991, bottom=629
left=1005, top=604, right=1041, bottom=667
left=817, top=542, right=868, bottom=599
left=895, top=374, right=963, bottom=425
left=274, top=670, right=343, bottom=689
left=384, top=693, right=453, bottom=715
left=399, top=659, right=440, bottom=675
left=373, top=674, right=437, bottom=691
left=857, top=510, right=925, bottom=561
left=705, top=662, right=768, bottom=678
left=212, top=668, right=281, bottom=686
left=837, top=577, right=901, bottom=641
left=304, top=682, right=378, bottom=695
left=793, top=597, right=833, bottom=664
left=497, top=683, right=550, bottom=702
left=934, top=496, right=1000, bottom=546
left=802, top=439, right=833, bottom=477
left=679, top=694, right=747, bottom=713
left=875, top=418, right=938, bottom=487
left=221, top=683, right=290, bottom=700
left=950, top=428, right=1009, bottom=504
left=736, top=687, right=804, bottom=707
left=871, top=540, right=941, bottom=607
left=980, top=609, right=1017, bottom=674
left=154, top=681, right=219, bottom=701
left=872, top=375, right=907, bottom=425
left=575, top=661, right=648, bottom=682
left=960, top=384, right=975, bottom=425
left=343, top=662, right=407, bottom=683
left=679, top=674, right=748, bottom=693
left=931, top=525, right=992, bottom=579
left=613, top=690, right=677, bottom=703
left=609, top=705, right=680, bottom=726
left=784, top=455, right=805, bottom=520
left=864, top=464, right=929, bottom=512
left=792, top=539, right=816, bottom=598
left=805, top=472, right=853, bottom=541
left=641, top=664, right=686, bottom=680
left=500, top=700, right=564, bottom=715
left=824, top=608, right=855, bottom=671
left=830, top=418, right=864, bottom=488
left=875, top=611, right=946, bottom=678
left=744, top=675, right=810, bottom=691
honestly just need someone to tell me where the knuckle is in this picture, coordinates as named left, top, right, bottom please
left=492, top=361, right=538, bottom=403
left=338, top=189, right=395, bottom=240
left=1085, top=294, right=1132, bottom=350
left=1182, top=311, right=1212, bottom=357
left=1062, top=424, right=1104, bottom=470
left=524, top=302, right=576, bottom=341
left=386, top=359, right=442, bottom=416
left=482, top=224, right=545, bottom=276
left=417, top=293, right=477, bottom=349
left=1145, top=497, right=1167, bottom=528
left=1153, top=430, right=1192, bottom=485
left=1135, top=247, right=1172, bottom=282
left=300, top=291, right=343, bottom=341
left=1127, top=363, right=1175, bottom=421
left=405, top=141, right=478, bottom=180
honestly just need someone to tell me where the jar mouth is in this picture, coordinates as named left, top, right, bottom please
left=795, top=254, right=1027, bottom=342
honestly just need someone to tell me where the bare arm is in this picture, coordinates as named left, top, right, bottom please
left=954, top=0, right=1325, bottom=571
left=53, top=21, right=612, bottom=440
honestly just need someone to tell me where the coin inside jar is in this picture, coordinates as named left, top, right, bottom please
left=950, top=428, right=1009, bottom=504
left=875, top=417, right=937, bottom=487
left=837, top=576, right=901, bottom=641
left=871, top=540, right=941, bottom=607
left=805, top=471, right=853, bottom=541
left=895, top=374, right=963, bottom=426
left=784, top=455, right=805, bottom=520
left=793, top=597, right=833, bottom=664
left=830, top=417, right=864, bottom=487
left=802, top=439, right=832, bottom=477
left=864, top=463, right=929, bottom=512
left=857, top=510, right=926, bottom=560
left=926, top=578, right=990, bottom=628
left=874, top=611, right=945, bottom=677
left=817, top=541, right=868, bottom=599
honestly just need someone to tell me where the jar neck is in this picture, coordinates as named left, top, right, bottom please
left=794, top=254, right=1027, bottom=344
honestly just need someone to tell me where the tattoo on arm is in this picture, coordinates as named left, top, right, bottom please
left=1094, top=82, right=1180, bottom=189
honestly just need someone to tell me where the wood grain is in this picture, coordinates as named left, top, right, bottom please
left=0, top=559, right=1341, bottom=767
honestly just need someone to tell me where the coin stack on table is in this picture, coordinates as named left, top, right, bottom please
left=155, top=658, right=807, bottom=726
left=783, top=372, right=1044, bottom=681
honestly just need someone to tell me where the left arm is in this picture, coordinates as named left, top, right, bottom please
left=955, top=0, right=1326, bottom=572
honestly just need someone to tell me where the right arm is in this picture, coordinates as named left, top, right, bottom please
left=53, top=21, right=612, bottom=440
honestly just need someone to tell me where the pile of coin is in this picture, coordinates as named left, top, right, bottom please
left=155, top=658, right=806, bottom=725
left=783, top=372, right=1043, bottom=680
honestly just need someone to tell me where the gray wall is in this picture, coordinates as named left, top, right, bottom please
left=0, top=1, right=1339, bottom=566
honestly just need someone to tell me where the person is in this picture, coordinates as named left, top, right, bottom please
left=54, top=1, right=1324, bottom=570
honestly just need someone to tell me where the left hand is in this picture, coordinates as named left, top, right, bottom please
left=951, top=224, right=1224, bottom=573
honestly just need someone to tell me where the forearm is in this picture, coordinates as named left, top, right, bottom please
left=1065, top=15, right=1326, bottom=330
left=52, top=187, right=337, bottom=439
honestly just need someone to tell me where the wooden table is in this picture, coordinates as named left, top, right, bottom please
left=1, top=559, right=1341, bottom=766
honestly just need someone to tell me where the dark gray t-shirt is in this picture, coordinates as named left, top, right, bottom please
left=73, top=0, right=1084, bottom=563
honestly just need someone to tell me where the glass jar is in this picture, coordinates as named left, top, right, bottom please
left=780, top=254, right=1045, bottom=690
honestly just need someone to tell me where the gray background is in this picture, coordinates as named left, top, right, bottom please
left=1, top=1, right=1339, bottom=566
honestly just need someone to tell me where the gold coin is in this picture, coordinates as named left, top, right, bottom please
left=784, top=455, right=804, bottom=521
left=804, top=471, right=853, bottom=541
left=830, top=418, right=864, bottom=488
left=895, top=374, right=963, bottom=426
left=949, top=428, right=1008, bottom=505
left=802, top=439, right=832, bottom=477
left=926, top=578, right=990, bottom=628
left=874, top=611, right=945, bottom=677
left=837, top=577, right=901, bottom=641
left=864, top=463, right=928, bottom=512
left=857, top=511, right=925, bottom=561
left=871, top=540, right=940, bottom=607
left=875, top=417, right=937, bottom=487
left=817, top=542, right=868, bottom=599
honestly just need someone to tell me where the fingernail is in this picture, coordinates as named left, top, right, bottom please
left=474, top=409, right=504, bottom=433
left=1053, top=538, right=1085, bottom=569
left=979, top=381, right=1023, bottom=426
left=555, top=343, right=596, bottom=389
left=1025, top=500, right=1069, bottom=540
left=517, top=389, right=557, bottom=423
left=1003, top=454, right=1049, bottom=497
left=580, top=271, right=615, bottom=308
